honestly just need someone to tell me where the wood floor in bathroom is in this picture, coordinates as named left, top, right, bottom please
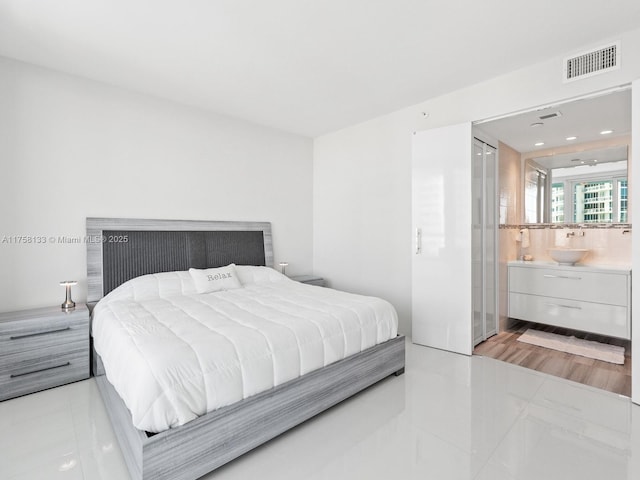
left=474, top=320, right=631, bottom=397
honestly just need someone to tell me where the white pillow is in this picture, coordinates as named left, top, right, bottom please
left=189, top=264, right=242, bottom=293
left=235, top=265, right=291, bottom=285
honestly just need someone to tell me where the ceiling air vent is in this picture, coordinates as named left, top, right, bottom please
left=539, top=111, right=562, bottom=120
left=563, top=42, right=620, bottom=82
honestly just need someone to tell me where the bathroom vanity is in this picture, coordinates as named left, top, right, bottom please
left=508, top=261, right=631, bottom=339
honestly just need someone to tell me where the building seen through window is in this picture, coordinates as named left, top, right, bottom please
left=551, top=178, right=627, bottom=223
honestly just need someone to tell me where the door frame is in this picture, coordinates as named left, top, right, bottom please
left=473, top=83, right=638, bottom=404
left=412, top=83, right=638, bottom=405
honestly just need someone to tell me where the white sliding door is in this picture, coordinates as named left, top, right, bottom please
left=412, top=123, right=473, bottom=355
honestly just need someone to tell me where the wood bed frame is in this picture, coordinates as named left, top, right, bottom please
left=86, top=217, right=405, bottom=480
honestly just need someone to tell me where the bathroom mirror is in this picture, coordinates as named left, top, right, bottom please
left=524, top=145, right=628, bottom=224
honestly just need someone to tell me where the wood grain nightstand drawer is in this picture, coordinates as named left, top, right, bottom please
left=0, top=349, right=89, bottom=401
left=0, top=305, right=90, bottom=401
left=0, top=338, right=88, bottom=372
left=0, top=322, right=88, bottom=357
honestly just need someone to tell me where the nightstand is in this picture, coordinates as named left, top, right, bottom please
left=0, top=304, right=90, bottom=401
left=291, top=275, right=326, bottom=287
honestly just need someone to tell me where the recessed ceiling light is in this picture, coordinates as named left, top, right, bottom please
left=581, top=161, right=585, bottom=164
left=600, top=130, right=613, bottom=135
left=530, top=122, right=544, bottom=128
left=566, top=136, right=577, bottom=141
left=534, top=142, right=545, bottom=146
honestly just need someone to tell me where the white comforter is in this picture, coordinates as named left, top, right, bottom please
left=92, top=266, right=398, bottom=433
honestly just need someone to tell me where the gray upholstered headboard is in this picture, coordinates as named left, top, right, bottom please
left=86, top=218, right=273, bottom=304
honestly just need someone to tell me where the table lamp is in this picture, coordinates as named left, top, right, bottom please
left=278, top=262, right=289, bottom=276
left=60, top=280, right=78, bottom=311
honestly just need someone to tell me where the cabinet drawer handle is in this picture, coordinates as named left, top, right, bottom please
left=545, top=303, right=582, bottom=310
left=543, top=274, right=582, bottom=280
left=9, top=327, right=71, bottom=340
left=10, top=362, right=71, bottom=378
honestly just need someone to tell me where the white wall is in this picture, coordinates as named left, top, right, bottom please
left=0, top=57, right=313, bottom=311
left=314, top=28, right=640, bottom=336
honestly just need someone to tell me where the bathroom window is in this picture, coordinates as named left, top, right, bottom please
left=561, top=176, right=627, bottom=223
left=545, top=148, right=627, bottom=225
left=618, top=179, right=628, bottom=222
left=524, top=162, right=549, bottom=223
left=574, top=180, right=613, bottom=222
left=551, top=183, right=564, bottom=223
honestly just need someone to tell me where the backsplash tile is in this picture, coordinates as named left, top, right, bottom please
left=500, top=226, right=631, bottom=266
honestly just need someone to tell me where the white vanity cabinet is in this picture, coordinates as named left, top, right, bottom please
left=508, top=262, right=631, bottom=339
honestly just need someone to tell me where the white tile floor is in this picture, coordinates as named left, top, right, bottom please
left=2, top=340, right=640, bottom=480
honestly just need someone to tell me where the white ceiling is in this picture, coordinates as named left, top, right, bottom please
left=1, top=0, right=640, bottom=137
left=476, top=88, right=632, bottom=153
left=534, top=146, right=628, bottom=169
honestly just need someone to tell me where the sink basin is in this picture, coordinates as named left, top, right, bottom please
left=548, top=248, right=589, bottom=265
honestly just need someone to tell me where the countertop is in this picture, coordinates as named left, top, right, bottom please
left=507, top=260, right=631, bottom=274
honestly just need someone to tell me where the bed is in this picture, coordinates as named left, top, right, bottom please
left=86, top=217, right=405, bottom=480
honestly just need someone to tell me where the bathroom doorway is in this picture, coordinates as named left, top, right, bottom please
left=471, top=87, right=633, bottom=396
